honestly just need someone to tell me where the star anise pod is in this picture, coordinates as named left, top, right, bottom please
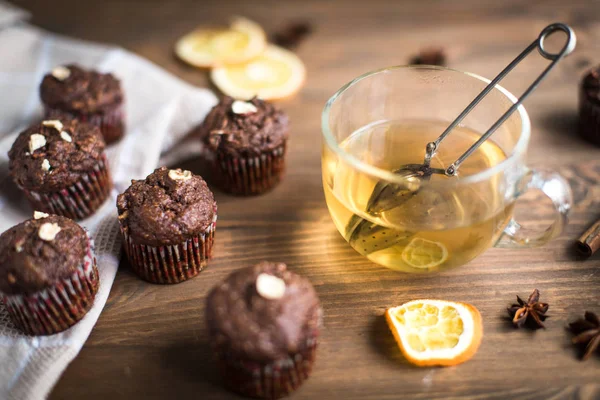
left=272, top=21, right=313, bottom=49
left=409, top=47, right=447, bottom=66
left=507, top=289, right=549, bottom=329
left=569, top=311, right=600, bottom=360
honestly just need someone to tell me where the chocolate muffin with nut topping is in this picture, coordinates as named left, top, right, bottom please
left=200, top=96, right=289, bottom=195
left=117, top=167, right=217, bottom=284
left=9, top=118, right=112, bottom=220
left=0, top=213, right=99, bottom=335
left=40, top=64, right=125, bottom=144
left=579, top=65, right=600, bottom=146
left=206, top=261, right=321, bottom=399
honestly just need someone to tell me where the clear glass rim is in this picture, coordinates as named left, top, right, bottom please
left=321, top=65, right=531, bottom=186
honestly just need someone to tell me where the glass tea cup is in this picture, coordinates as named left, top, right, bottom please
left=321, top=66, right=572, bottom=273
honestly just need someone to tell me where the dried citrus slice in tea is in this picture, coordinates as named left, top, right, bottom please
left=175, top=17, right=266, bottom=68
left=210, top=44, right=306, bottom=100
left=385, top=300, right=483, bottom=367
left=401, top=237, right=448, bottom=269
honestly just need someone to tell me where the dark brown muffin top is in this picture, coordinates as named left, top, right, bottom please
left=206, top=261, right=321, bottom=362
left=8, top=118, right=106, bottom=192
left=582, top=66, right=600, bottom=106
left=201, top=96, right=289, bottom=157
left=117, top=167, right=216, bottom=246
left=40, top=64, right=123, bottom=114
left=0, top=214, right=89, bottom=296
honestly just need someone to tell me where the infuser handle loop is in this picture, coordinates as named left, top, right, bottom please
left=422, top=23, right=576, bottom=176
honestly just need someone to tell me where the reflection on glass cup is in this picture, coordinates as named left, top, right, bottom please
left=322, top=66, right=572, bottom=272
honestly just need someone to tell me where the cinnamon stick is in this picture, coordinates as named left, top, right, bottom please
left=576, top=218, right=600, bottom=257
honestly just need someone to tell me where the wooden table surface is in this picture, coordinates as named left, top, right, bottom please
left=12, top=0, right=600, bottom=398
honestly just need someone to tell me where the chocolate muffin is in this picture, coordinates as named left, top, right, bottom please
left=117, top=167, right=217, bottom=284
left=40, top=64, right=125, bottom=144
left=206, top=261, right=321, bottom=399
left=0, top=213, right=99, bottom=335
left=580, top=65, right=600, bottom=146
left=200, top=96, right=289, bottom=195
left=9, top=118, right=112, bottom=220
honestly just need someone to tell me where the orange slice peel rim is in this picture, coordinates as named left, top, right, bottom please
left=385, top=299, right=483, bottom=367
left=175, top=16, right=267, bottom=68
left=210, top=44, right=306, bottom=100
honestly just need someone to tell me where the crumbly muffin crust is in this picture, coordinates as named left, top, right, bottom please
left=201, top=96, right=289, bottom=157
left=0, top=215, right=88, bottom=295
left=582, top=66, right=600, bottom=106
left=40, top=64, right=123, bottom=114
left=9, top=118, right=106, bottom=192
left=206, top=261, right=321, bottom=362
left=117, top=167, right=216, bottom=246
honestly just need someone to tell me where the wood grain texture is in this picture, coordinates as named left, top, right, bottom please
left=10, top=0, right=600, bottom=398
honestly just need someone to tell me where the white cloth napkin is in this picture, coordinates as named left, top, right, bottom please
left=0, top=3, right=217, bottom=399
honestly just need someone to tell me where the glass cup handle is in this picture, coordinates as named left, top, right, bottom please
left=495, top=168, right=573, bottom=248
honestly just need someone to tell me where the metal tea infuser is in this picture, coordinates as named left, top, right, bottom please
left=347, top=23, right=576, bottom=252
left=402, top=22, right=576, bottom=179
left=366, top=23, right=576, bottom=213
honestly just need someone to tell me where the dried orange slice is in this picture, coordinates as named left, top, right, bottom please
left=385, top=299, right=482, bottom=367
left=210, top=44, right=306, bottom=100
left=175, top=17, right=266, bottom=68
left=401, top=238, right=448, bottom=269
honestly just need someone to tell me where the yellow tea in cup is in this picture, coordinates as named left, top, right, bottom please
left=323, top=119, right=514, bottom=272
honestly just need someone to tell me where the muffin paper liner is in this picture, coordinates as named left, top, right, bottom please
left=120, top=205, right=217, bottom=284
left=579, top=89, right=600, bottom=146
left=213, top=336, right=318, bottom=399
left=19, top=154, right=112, bottom=221
left=0, top=233, right=99, bottom=336
left=45, top=104, right=125, bottom=145
left=214, top=144, right=286, bottom=196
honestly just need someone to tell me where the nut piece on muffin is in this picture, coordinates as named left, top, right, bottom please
left=206, top=261, right=322, bottom=399
left=40, top=64, right=125, bottom=144
left=8, top=118, right=112, bottom=220
left=117, top=167, right=217, bottom=284
left=199, top=96, right=289, bottom=195
left=0, top=213, right=99, bottom=335
left=579, top=65, right=600, bottom=146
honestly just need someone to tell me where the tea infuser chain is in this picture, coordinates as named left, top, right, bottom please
left=422, top=23, right=576, bottom=176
